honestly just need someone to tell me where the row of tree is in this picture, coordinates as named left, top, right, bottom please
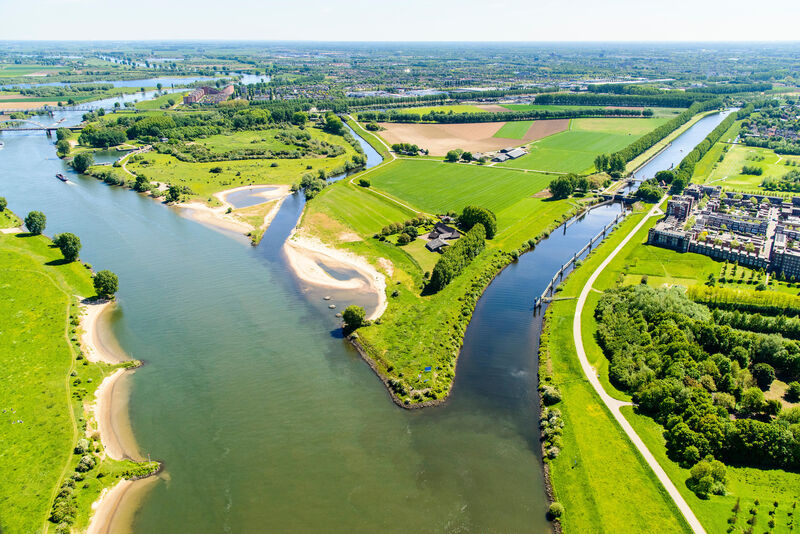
left=357, top=107, right=651, bottom=125
left=548, top=174, right=592, bottom=199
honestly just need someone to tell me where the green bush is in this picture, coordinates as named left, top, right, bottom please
left=24, top=210, right=46, bottom=235
left=547, top=502, right=564, bottom=520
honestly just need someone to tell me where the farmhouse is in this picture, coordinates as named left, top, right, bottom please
left=425, top=238, right=448, bottom=252
left=492, top=147, right=526, bottom=162
left=429, top=222, right=460, bottom=240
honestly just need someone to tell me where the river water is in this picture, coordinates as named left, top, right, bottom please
left=0, top=103, right=728, bottom=532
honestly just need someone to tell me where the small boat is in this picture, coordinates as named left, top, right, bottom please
left=56, top=173, right=68, bottom=182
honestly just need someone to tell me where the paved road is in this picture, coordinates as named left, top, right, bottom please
left=571, top=198, right=707, bottom=534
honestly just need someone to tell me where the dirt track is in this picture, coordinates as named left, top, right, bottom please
left=377, top=119, right=569, bottom=156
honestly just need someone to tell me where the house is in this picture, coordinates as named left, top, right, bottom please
left=493, top=153, right=510, bottom=163
left=425, top=238, right=448, bottom=252
left=500, top=147, right=514, bottom=153
left=429, top=222, right=460, bottom=240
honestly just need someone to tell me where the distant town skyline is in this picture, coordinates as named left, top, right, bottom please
left=1, top=0, right=799, bottom=42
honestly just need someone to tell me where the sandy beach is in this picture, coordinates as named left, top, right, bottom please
left=80, top=300, right=151, bottom=533
left=284, top=230, right=388, bottom=320
left=177, top=184, right=292, bottom=238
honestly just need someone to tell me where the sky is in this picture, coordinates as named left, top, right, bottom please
left=1, top=0, right=799, bottom=42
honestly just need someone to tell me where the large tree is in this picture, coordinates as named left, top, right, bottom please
left=72, top=152, right=94, bottom=174
left=459, top=205, right=497, bottom=239
left=54, top=233, right=82, bottom=262
left=93, top=270, right=119, bottom=299
left=24, top=211, right=46, bottom=235
left=343, top=305, right=366, bottom=331
left=548, top=176, right=573, bottom=199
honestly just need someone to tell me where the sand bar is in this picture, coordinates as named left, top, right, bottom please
left=284, top=231, right=388, bottom=320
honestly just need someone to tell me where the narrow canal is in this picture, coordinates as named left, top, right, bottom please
left=0, top=103, right=729, bottom=532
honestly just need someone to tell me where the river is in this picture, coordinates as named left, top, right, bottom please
left=0, top=105, right=729, bottom=532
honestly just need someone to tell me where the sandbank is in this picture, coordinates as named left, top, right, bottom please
left=284, top=230, right=388, bottom=321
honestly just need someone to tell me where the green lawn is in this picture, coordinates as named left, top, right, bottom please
left=505, top=130, right=637, bottom=173
left=493, top=120, right=534, bottom=139
left=0, top=230, right=157, bottom=533
left=366, top=159, right=551, bottom=216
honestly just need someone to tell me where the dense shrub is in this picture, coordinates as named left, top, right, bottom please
left=71, top=152, right=94, bottom=174
left=343, top=305, right=366, bottom=331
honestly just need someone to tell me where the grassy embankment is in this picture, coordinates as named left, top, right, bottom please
left=345, top=116, right=391, bottom=159
left=540, top=203, right=800, bottom=533
left=0, top=219, right=158, bottom=533
left=0, top=208, right=21, bottom=228
left=503, top=117, right=669, bottom=174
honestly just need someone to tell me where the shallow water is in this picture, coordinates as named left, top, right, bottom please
left=0, top=105, right=727, bottom=532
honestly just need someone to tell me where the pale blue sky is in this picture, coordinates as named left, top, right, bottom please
left=1, top=0, right=798, bottom=41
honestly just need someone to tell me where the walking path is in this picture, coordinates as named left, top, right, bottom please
left=572, top=197, right=706, bottom=534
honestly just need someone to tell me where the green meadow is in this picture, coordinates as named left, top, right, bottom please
left=135, top=91, right=188, bottom=110
left=0, top=209, right=20, bottom=228
left=493, top=120, right=534, bottom=139
left=366, top=159, right=551, bottom=215
left=0, top=64, right=62, bottom=77
left=0, top=229, right=156, bottom=533
left=699, top=144, right=800, bottom=191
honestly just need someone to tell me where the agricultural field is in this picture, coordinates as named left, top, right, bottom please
left=699, top=144, right=800, bottom=191
left=376, top=119, right=568, bottom=155
left=505, top=117, right=668, bottom=174
left=0, top=64, right=63, bottom=77
left=0, top=229, right=156, bottom=533
left=492, top=120, right=534, bottom=139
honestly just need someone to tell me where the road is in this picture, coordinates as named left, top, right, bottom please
left=571, top=197, right=707, bottom=534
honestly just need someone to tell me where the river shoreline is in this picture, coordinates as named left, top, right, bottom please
left=283, top=229, right=388, bottom=321
left=79, top=300, right=155, bottom=534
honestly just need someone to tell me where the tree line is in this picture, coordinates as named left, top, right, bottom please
left=357, top=107, right=650, bottom=125
left=428, top=224, right=487, bottom=292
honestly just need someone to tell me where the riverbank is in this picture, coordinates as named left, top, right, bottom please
left=79, top=300, right=156, bottom=534
left=283, top=229, right=388, bottom=321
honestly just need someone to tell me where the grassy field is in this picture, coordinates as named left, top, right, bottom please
left=625, top=407, right=800, bottom=534
left=366, top=159, right=551, bottom=217
left=504, top=130, right=637, bottom=173
left=540, top=208, right=692, bottom=533
left=0, top=228, right=156, bottom=533
left=493, top=120, right=534, bottom=139
left=700, top=144, right=800, bottom=191
left=499, top=116, right=669, bottom=174
left=542, top=202, right=800, bottom=533
left=0, top=64, right=63, bottom=77
left=121, top=128, right=359, bottom=204
left=135, top=91, right=188, bottom=110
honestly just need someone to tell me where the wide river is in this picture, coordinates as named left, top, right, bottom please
left=0, top=99, right=729, bottom=532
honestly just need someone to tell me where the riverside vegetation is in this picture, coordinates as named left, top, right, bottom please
left=0, top=207, right=158, bottom=534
